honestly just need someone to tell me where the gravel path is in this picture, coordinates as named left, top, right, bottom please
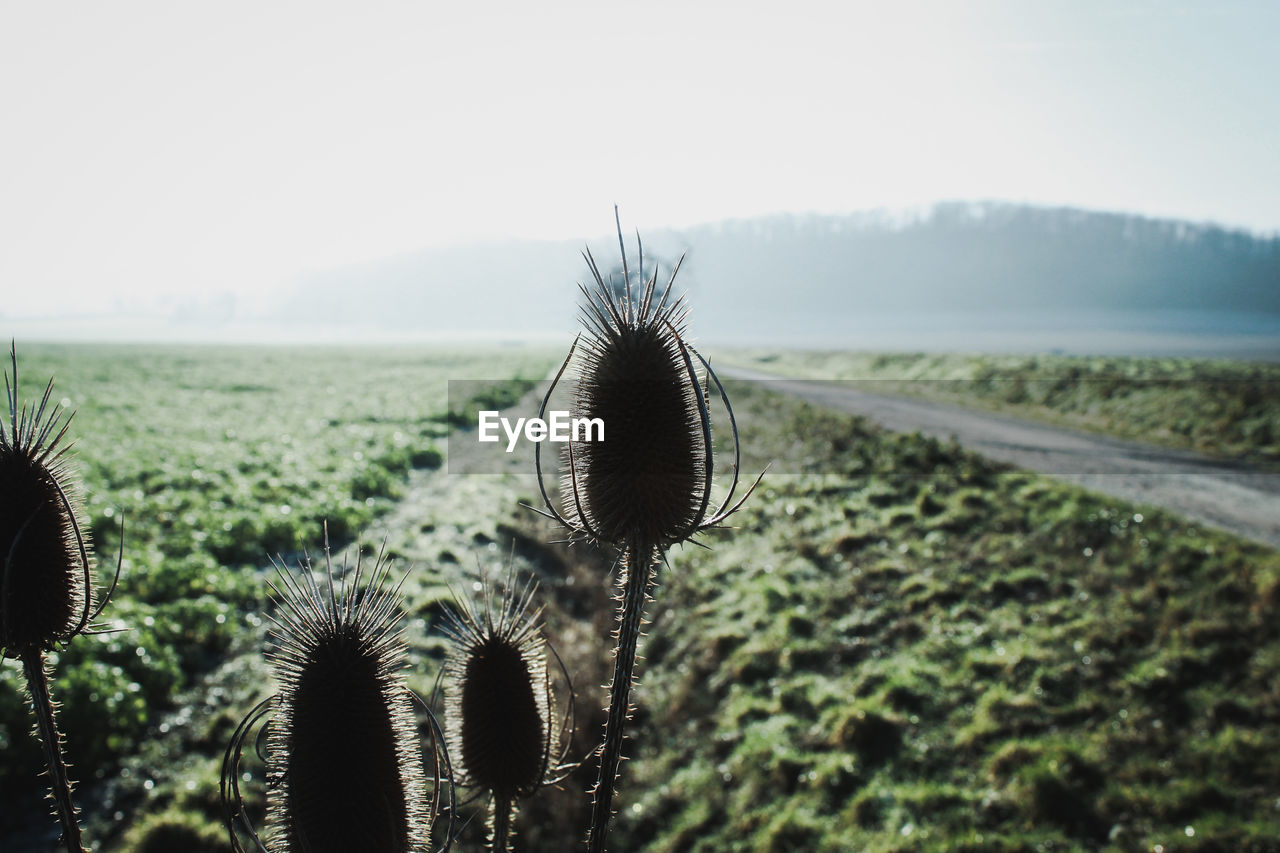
left=723, top=366, right=1280, bottom=549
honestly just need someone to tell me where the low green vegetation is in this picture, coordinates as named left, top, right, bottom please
left=724, top=350, right=1280, bottom=464
left=607, top=382, right=1280, bottom=851
left=0, top=343, right=555, bottom=848
left=446, top=375, right=544, bottom=428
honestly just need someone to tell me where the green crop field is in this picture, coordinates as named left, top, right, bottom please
left=0, top=343, right=555, bottom=850
left=2, top=344, right=1278, bottom=851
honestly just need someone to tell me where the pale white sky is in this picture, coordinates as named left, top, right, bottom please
left=2, top=0, right=1277, bottom=319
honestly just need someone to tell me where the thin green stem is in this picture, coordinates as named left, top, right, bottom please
left=587, top=541, right=656, bottom=853
left=21, top=647, right=86, bottom=853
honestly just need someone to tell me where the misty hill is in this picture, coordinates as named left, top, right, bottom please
left=274, top=202, right=1280, bottom=346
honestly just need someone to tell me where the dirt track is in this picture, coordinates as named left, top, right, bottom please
left=723, top=366, right=1280, bottom=550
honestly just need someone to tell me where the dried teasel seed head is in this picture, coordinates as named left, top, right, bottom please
left=441, top=567, right=569, bottom=817
left=536, top=213, right=762, bottom=557
left=0, top=346, right=93, bottom=657
left=562, top=245, right=708, bottom=548
left=460, top=633, right=547, bottom=797
left=264, top=546, right=429, bottom=853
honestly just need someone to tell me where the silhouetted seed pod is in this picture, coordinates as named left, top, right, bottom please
left=442, top=570, right=571, bottom=851
left=443, top=581, right=551, bottom=799
left=264, top=548, right=429, bottom=853
left=457, top=632, right=547, bottom=797
left=0, top=352, right=92, bottom=657
left=537, top=219, right=760, bottom=555
left=568, top=308, right=707, bottom=547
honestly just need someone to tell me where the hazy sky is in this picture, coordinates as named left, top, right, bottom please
left=2, top=0, right=1277, bottom=319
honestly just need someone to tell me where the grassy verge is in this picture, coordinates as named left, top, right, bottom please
left=604, top=381, right=1280, bottom=852
left=721, top=350, right=1280, bottom=464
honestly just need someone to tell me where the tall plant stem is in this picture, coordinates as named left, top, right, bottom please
left=21, top=647, right=86, bottom=853
left=491, top=796, right=512, bottom=852
left=587, top=540, right=656, bottom=853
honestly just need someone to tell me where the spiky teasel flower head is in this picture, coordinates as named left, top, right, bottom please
left=566, top=249, right=704, bottom=548
left=0, top=344, right=96, bottom=658
left=441, top=565, right=575, bottom=849
left=535, top=212, right=761, bottom=551
left=247, top=543, right=431, bottom=853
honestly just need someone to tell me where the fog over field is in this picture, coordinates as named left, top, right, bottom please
left=273, top=203, right=1280, bottom=353
left=8, top=203, right=1280, bottom=358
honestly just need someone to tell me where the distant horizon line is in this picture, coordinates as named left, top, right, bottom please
left=7, top=308, right=1279, bottom=363
left=423, top=199, right=1280, bottom=252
